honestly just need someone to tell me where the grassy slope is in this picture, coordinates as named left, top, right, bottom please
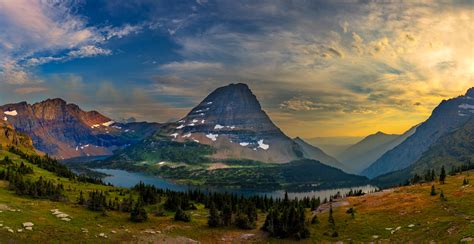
left=1, top=149, right=474, bottom=242
left=312, top=172, right=474, bottom=242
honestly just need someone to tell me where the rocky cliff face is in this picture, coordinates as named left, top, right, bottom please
left=362, top=87, right=474, bottom=178
left=0, top=98, right=160, bottom=159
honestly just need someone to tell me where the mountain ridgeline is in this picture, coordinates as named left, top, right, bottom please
left=373, top=118, right=474, bottom=187
left=363, top=88, right=474, bottom=179
left=0, top=98, right=160, bottom=159
left=337, top=126, right=418, bottom=174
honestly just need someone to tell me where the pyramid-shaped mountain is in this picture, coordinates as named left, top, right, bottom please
left=0, top=98, right=160, bottom=159
left=362, top=87, right=474, bottom=178
left=114, top=83, right=345, bottom=169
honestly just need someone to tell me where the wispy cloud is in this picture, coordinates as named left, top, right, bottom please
left=0, top=0, right=139, bottom=84
left=160, top=61, right=222, bottom=71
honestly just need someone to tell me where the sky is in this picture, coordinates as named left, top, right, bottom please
left=0, top=0, right=473, bottom=138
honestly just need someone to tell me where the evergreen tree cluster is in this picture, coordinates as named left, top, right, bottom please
left=7, top=146, right=104, bottom=184
left=0, top=157, right=65, bottom=201
left=130, top=198, right=148, bottom=222
left=174, top=207, right=191, bottom=222
left=262, top=200, right=310, bottom=239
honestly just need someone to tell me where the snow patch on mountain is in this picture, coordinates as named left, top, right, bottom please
left=4, top=110, right=17, bottom=116
left=258, top=140, right=269, bottom=150
left=170, top=133, right=179, bottom=138
left=239, top=142, right=249, bottom=146
left=183, top=133, right=192, bottom=138
left=206, top=133, right=218, bottom=141
left=3, top=117, right=7, bottom=121
left=102, top=121, right=115, bottom=127
left=176, top=124, right=185, bottom=129
left=214, top=124, right=224, bottom=129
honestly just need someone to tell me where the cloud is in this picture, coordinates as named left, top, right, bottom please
left=326, top=47, right=344, bottom=58
left=280, top=97, right=323, bottom=111
left=160, top=61, right=223, bottom=71
left=0, top=0, right=140, bottom=84
left=153, top=1, right=473, bottom=136
left=14, top=86, right=48, bottom=94
left=68, top=45, right=112, bottom=58
left=105, top=24, right=142, bottom=39
left=0, top=61, right=42, bottom=84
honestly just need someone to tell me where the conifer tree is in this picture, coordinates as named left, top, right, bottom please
left=311, top=215, right=319, bottom=224
left=440, top=190, right=447, bottom=201
left=430, top=185, right=437, bottom=196
left=174, top=207, right=191, bottom=222
left=77, top=190, right=85, bottom=205
left=440, top=166, right=446, bottom=184
left=130, top=198, right=148, bottom=222
left=328, top=205, right=335, bottom=227
left=208, top=201, right=220, bottom=227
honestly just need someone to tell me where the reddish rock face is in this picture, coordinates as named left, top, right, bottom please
left=0, top=98, right=160, bottom=159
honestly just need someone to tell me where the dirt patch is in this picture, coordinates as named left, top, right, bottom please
left=0, top=203, right=11, bottom=210
left=207, top=162, right=229, bottom=170
left=315, top=199, right=350, bottom=214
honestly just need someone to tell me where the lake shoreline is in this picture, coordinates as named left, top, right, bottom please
left=92, top=168, right=378, bottom=200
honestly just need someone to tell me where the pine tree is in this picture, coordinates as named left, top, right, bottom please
left=311, top=215, right=319, bottom=224
left=130, top=198, right=148, bottom=222
left=174, top=207, right=191, bottom=222
left=208, top=201, right=220, bottom=227
left=77, top=190, right=85, bottom=205
left=439, top=166, right=446, bottom=184
left=328, top=205, right=335, bottom=227
left=222, top=204, right=233, bottom=226
left=430, top=185, right=437, bottom=196
left=440, top=190, right=447, bottom=201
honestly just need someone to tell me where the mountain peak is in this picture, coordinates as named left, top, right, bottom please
left=182, top=83, right=273, bottom=132
left=197, top=83, right=261, bottom=112
left=466, top=87, right=474, bottom=97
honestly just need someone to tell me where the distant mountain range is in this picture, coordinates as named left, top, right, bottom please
left=337, top=126, right=418, bottom=173
left=373, top=118, right=474, bottom=187
left=303, top=136, right=362, bottom=157
left=0, top=98, right=160, bottom=159
left=363, top=87, right=474, bottom=178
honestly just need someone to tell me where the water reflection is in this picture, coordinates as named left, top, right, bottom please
left=94, top=168, right=377, bottom=200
